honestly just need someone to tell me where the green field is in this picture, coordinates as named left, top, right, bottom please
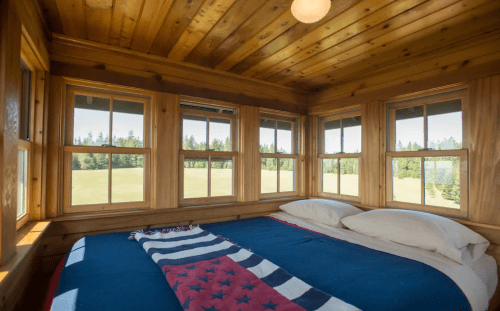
left=72, top=168, right=144, bottom=205
left=72, top=168, right=459, bottom=209
left=261, top=170, right=294, bottom=194
left=392, top=177, right=459, bottom=209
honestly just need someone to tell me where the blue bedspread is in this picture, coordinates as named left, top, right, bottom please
left=51, top=217, right=471, bottom=311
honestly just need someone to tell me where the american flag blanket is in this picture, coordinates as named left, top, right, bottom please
left=131, top=226, right=360, bottom=311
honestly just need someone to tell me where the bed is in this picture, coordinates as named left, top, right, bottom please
left=46, top=212, right=498, bottom=311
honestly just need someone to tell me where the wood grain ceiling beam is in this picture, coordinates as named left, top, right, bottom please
left=49, top=34, right=309, bottom=113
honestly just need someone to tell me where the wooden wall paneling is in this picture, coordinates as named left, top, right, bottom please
left=130, top=0, right=176, bottom=53
left=229, top=0, right=361, bottom=76
left=30, top=71, right=46, bottom=221
left=46, top=76, right=64, bottom=218
left=245, top=0, right=393, bottom=80
left=238, top=106, right=260, bottom=202
left=147, top=0, right=204, bottom=56
left=360, top=101, right=381, bottom=207
left=308, top=115, right=318, bottom=197
left=18, top=0, right=50, bottom=71
left=85, top=0, right=113, bottom=44
left=156, top=92, right=180, bottom=208
left=108, top=0, right=143, bottom=47
left=214, top=9, right=298, bottom=71
left=200, top=0, right=293, bottom=68
left=54, top=0, right=86, bottom=38
left=0, top=0, right=22, bottom=265
left=308, top=56, right=500, bottom=115
left=468, top=75, right=500, bottom=226
left=293, top=0, right=500, bottom=88
left=168, top=0, right=237, bottom=61
left=297, top=116, right=306, bottom=197
left=49, top=35, right=309, bottom=114
left=40, top=72, right=50, bottom=221
left=253, top=0, right=414, bottom=81
left=38, top=0, right=63, bottom=33
left=312, top=30, right=500, bottom=104
left=185, top=0, right=267, bottom=65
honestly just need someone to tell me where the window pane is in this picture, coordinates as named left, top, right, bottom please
left=280, top=158, right=295, bottom=192
left=184, top=158, right=208, bottom=198
left=209, top=118, right=231, bottom=151
left=74, top=95, right=110, bottom=146
left=261, top=158, right=277, bottom=193
left=211, top=158, right=233, bottom=197
left=424, top=157, right=460, bottom=209
left=277, top=121, right=293, bottom=154
left=20, top=60, right=31, bottom=141
left=324, top=120, right=341, bottom=154
left=321, top=158, right=338, bottom=193
left=72, top=153, right=109, bottom=205
left=112, top=154, right=144, bottom=203
left=17, top=149, right=28, bottom=219
left=112, top=100, right=144, bottom=147
left=260, top=119, right=276, bottom=153
left=392, top=157, right=421, bottom=204
left=343, top=116, right=361, bottom=153
left=340, top=158, right=359, bottom=196
left=395, top=106, right=423, bottom=151
left=427, top=100, right=462, bottom=150
left=183, top=115, right=207, bottom=150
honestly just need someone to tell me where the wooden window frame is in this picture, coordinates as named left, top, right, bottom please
left=317, top=110, right=361, bottom=201
left=16, top=55, right=36, bottom=230
left=63, top=86, right=152, bottom=214
left=179, top=102, right=238, bottom=205
left=385, top=88, right=469, bottom=217
left=259, top=114, right=299, bottom=199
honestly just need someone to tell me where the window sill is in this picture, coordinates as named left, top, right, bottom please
left=52, top=198, right=307, bottom=223
left=0, top=220, right=51, bottom=298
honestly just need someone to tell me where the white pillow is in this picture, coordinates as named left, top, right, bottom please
left=341, top=209, right=490, bottom=264
left=279, top=199, right=363, bottom=228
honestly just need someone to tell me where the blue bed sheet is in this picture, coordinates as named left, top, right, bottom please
left=51, top=217, right=471, bottom=311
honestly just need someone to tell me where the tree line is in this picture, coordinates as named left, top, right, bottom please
left=72, top=130, right=144, bottom=170
left=183, top=135, right=232, bottom=169
left=393, top=137, right=460, bottom=204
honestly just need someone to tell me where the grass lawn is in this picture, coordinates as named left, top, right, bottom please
left=321, top=173, right=358, bottom=196
left=72, top=168, right=144, bottom=205
left=392, top=177, right=459, bottom=209
left=261, top=170, right=294, bottom=193
left=72, top=168, right=459, bottom=209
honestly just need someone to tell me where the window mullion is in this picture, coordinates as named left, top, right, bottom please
left=274, top=121, right=278, bottom=153
left=109, top=97, right=113, bottom=146
left=277, top=158, right=280, bottom=193
left=420, top=156, right=425, bottom=205
left=208, top=156, right=212, bottom=197
left=337, top=158, right=340, bottom=194
left=340, top=119, right=344, bottom=153
left=206, top=117, right=210, bottom=150
left=423, top=104, right=428, bottom=149
left=108, top=153, right=112, bottom=204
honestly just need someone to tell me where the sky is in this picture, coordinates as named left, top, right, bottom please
left=74, top=108, right=144, bottom=144
left=73, top=109, right=462, bottom=152
left=396, top=111, right=462, bottom=150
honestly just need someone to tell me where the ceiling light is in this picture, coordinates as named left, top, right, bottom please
left=291, top=0, right=331, bottom=24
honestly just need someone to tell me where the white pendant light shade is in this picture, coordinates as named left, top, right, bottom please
left=291, top=0, right=331, bottom=24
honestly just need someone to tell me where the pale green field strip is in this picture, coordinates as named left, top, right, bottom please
left=71, top=168, right=459, bottom=209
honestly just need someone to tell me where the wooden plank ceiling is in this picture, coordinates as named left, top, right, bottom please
left=40, top=0, right=500, bottom=92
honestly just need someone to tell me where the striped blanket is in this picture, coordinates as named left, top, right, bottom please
left=132, top=226, right=360, bottom=311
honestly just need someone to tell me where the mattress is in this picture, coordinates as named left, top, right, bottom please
left=47, top=214, right=497, bottom=311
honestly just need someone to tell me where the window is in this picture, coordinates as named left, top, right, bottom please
left=17, top=59, right=34, bottom=228
left=318, top=111, right=361, bottom=200
left=179, top=101, right=237, bottom=204
left=64, top=86, right=151, bottom=213
left=386, top=89, right=468, bottom=217
left=259, top=114, right=298, bottom=198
